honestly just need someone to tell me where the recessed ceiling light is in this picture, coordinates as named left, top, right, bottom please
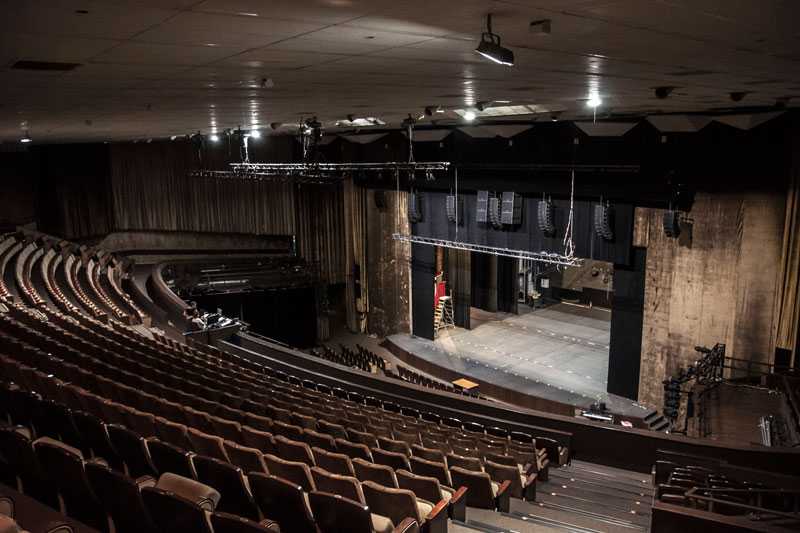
left=586, top=95, right=602, bottom=108
left=463, top=110, right=476, bottom=121
left=209, top=134, right=220, bottom=142
left=249, top=129, right=261, bottom=139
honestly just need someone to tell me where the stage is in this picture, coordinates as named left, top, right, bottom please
left=387, top=303, right=654, bottom=422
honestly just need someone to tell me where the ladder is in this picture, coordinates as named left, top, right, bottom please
left=434, top=295, right=455, bottom=335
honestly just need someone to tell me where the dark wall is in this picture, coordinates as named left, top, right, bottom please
left=0, top=150, right=36, bottom=231
left=607, top=247, right=647, bottom=400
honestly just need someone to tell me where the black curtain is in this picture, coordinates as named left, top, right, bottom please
left=411, top=243, right=435, bottom=340
left=448, top=249, right=471, bottom=329
left=471, top=252, right=497, bottom=312
left=496, top=257, right=518, bottom=314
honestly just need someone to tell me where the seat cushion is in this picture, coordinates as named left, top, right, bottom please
left=416, top=500, right=433, bottom=520
left=440, top=486, right=453, bottom=502
left=490, top=481, right=499, bottom=497
left=371, top=514, right=394, bottom=533
left=0, top=515, right=21, bottom=533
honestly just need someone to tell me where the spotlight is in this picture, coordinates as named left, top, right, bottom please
left=463, top=110, right=477, bottom=121
left=20, top=132, right=32, bottom=143
left=475, top=14, right=514, bottom=66
left=586, top=95, right=602, bottom=108
left=209, top=133, right=220, bottom=142
left=249, top=129, right=261, bottom=139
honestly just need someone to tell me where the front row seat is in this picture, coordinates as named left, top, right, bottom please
left=361, top=480, right=448, bottom=533
left=308, top=491, right=419, bottom=533
left=449, top=466, right=511, bottom=513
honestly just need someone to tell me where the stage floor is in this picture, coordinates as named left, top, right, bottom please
left=388, top=303, right=651, bottom=418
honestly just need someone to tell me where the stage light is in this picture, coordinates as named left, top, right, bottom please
left=463, top=110, right=476, bottom=121
left=249, top=129, right=261, bottom=139
left=209, top=133, right=220, bottom=142
left=20, top=132, right=32, bottom=143
left=475, top=14, right=514, bottom=66
left=586, top=95, right=602, bottom=108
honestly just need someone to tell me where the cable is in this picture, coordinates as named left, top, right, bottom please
left=563, top=169, right=576, bottom=258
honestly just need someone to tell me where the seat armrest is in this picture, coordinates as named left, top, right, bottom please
left=522, top=473, right=537, bottom=502
left=394, top=517, right=420, bottom=533
left=136, top=475, right=156, bottom=489
left=448, top=486, right=468, bottom=522
left=494, top=480, right=512, bottom=513
left=423, top=498, right=449, bottom=533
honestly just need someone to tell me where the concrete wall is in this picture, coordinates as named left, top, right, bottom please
left=365, top=190, right=410, bottom=337
left=636, top=190, right=786, bottom=408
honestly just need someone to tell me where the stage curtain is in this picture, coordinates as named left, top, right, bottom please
left=295, top=182, right=347, bottom=285
left=448, top=249, right=471, bottom=329
left=343, top=177, right=367, bottom=331
left=773, top=171, right=800, bottom=366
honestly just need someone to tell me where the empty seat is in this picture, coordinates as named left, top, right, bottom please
left=147, top=439, right=195, bottom=479
left=303, top=429, right=336, bottom=452
left=335, top=439, right=373, bottom=462
left=409, top=457, right=451, bottom=489
left=71, top=410, right=122, bottom=469
left=353, top=458, right=397, bottom=488
left=379, top=437, right=412, bottom=457
left=193, top=455, right=261, bottom=522
left=317, top=421, right=348, bottom=440
left=272, top=421, right=304, bottom=441
left=210, top=512, right=279, bottom=533
left=107, top=424, right=157, bottom=479
left=244, top=414, right=273, bottom=433
left=372, top=448, right=411, bottom=472
left=154, top=418, right=192, bottom=450
left=262, top=454, right=315, bottom=492
left=241, top=427, right=276, bottom=456
left=313, top=447, right=355, bottom=477
left=411, top=445, right=445, bottom=464
left=32, top=437, right=107, bottom=531
left=449, top=466, right=510, bottom=512
left=484, top=460, right=536, bottom=501
left=248, top=473, right=316, bottom=533
left=187, top=428, right=228, bottom=461
left=309, top=491, right=395, bottom=533
left=0, top=427, right=58, bottom=508
left=210, top=416, right=242, bottom=442
left=85, top=461, right=158, bottom=533
left=397, top=469, right=466, bottom=521
left=362, top=480, right=448, bottom=533
left=142, top=475, right=218, bottom=533
left=224, top=442, right=268, bottom=475
left=274, top=435, right=315, bottom=466
left=446, top=453, right=482, bottom=472
left=310, top=467, right=364, bottom=503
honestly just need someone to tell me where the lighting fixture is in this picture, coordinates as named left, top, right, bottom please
left=586, top=95, right=602, bottom=108
left=249, top=129, right=261, bottom=139
left=209, top=133, right=220, bottom=142
left=20, top=132, right=32, bottom=143
left=475, top=14, right=514, bottom=66
left=463, top=110, right=477, bottom=121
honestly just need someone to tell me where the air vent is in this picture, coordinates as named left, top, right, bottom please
left=12, top=60, right=81, bottom=71
left=666, top=69, right=715, bottom=77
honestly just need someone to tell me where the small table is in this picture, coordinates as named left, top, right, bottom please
left=452, top=377, right=480, bottom=393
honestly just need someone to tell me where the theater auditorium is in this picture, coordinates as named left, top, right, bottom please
left=1, top=2, right=800, bottom=532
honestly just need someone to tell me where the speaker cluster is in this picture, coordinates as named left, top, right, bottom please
left=537, top=199, right=555, bottom=236
left=593, top=202, right=614, bottom=241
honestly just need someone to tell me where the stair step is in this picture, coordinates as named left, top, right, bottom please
left=643, top=410, right=660, bottom=422
left=652, top=420, right=670, bottom=431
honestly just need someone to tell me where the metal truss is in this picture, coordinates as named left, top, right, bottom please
left=190, top=162, right=450, bottom=184
left=392, top=234, right=583, bottom=267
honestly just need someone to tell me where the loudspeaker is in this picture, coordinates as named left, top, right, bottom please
left=593, top=203, right=614, bottom=241
left=408, top=193, right=423, bottom=223
left=488, top=196, right=502, bottom=229
left=501, top=192, right=522, bottom=225
left=663, top=210, right=681, bottom=238
left=446, top=195, right=463, bottom=225
left=537, top=199, right=555, bottom=236
left=374, top=190, right=387, bottom=210
left=476, top=191, right=490, bottom=223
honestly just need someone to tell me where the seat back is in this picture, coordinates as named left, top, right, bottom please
left=352, top=458, right=397, bottom=488
left=71, top=411, right=120, bottom=468
left=210, top=512, right=277, bottom=533
left=411, top=445, right=445, bottom=464
left=262, top=454, right=315, bottom=492
left=274, top=435, right=315, bottom=466
left=142, top=487, right=213, bottom=533
left=409, top=457, right=451, bottom=488
left=334, top=439, right=372, bottom=462
left=312, top=447, right=353, bottom=476
left=241, top=427, right=276, bottom=456
left=223, top=442, right=267, bottom=474
left=156, top=472, right=221, bottom=511
left=484, top=461, right=523, bottom=498
left=447, top=453, right=482, bottom=472
left=372, top=448, right=411, bottom=472
left=303, top=429, right=336, bottom=452
left=85, top=462, right=156, bottom=533
left=187, top=429, right=228, bottom=461
left=193, top=455, right=260, bottom=522
left=310, top=467, right=364, bottom=503
left=247, top=473, right=316, bottom=533
left=378, top=437, right=411, bottom=457
left=147, top=439, right=195, bottom=479
left=449, top=467, right=494, bottom=508
left=362, top=480, right=421, bottom=527
left=396, top=469, right=444, bottom=504
left=155, top=418, right=191, bottom=450
left=308, top=491, right=374, bottom=533
left=107, top=424, right=157, bottom=478
left=0, top=428, right=57, bottom=507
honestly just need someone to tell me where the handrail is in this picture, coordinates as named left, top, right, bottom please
left=684, top=486, right=800, bottom=520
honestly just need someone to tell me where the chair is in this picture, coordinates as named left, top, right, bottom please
left=241, top=427, right=276, bottom=456
left=313, top=447, right=355, bottom=477
left=446, top=453, right=482, bottom=472
left=262, top=454, right=315, bottom=492
left=187, top=428, right=228, bottom=461
left=348, top=429, right=379, bottom=448
left=397, top=469, right=467, bottom=522
left=409, top=457, right=451, bottom=489
left=484, top=460, right=536, bottom=501
left=379, top=437, right=412, bottom=457
left=362, top=480, right=448, bottom=533
left=85, top=462, right=157, bottom=533
left=224, top=442, right=268, bottom=475
left=154, top=418, right=192, bottom=450
left=271, top=421, right=304, bottom=441
left=210, top=416, right=242, bottom=443
left=303, top=429, right=336, bottom=452
left=142, top=485, right=214, bottom=532
left=309, top=491, right=392, bottom=533
left=411, top=445, right=445, bottom=464
left=248, top=473, right=316, bottom=533
left=71, top=410, right=122, bottom=469
left=0, top=427, right=58, bottom=508
left=317, top=420, right=348, bottom=440
left=244, top=414, right=273, bottom=433
left=274, top=435, right=315, bottom=466
left=210, top=512, right=280, bottom=533
left=372, top=448, right=411, bottom=471
left=449, top=466, right=510, bottom=512
left=193, top=455, right=261, bottom=522
left=107, top=424, right=157, bottom=479
left=32, top=437, right=107, bottom=532
left=310, top=467, right=364, bottom=502
left=335, top=439, right=373, bottom=462
left=353, top=458, right=397, bottom=488
left=146, top=439, right=195, bottom=479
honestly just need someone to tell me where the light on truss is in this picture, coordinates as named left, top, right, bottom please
left=475, top=14, right=514, bottom=66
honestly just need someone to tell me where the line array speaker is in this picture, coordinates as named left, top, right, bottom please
left=537, top=199, right=555, bottom=236
left=446, top=195, right=463, bottom=225
left=501, top=191, right=522, bottom=225
left=408, top=192, right=423, bottom=223
left=663, top=210, right=681, bottom=238
left=488, top=196, right=503, bottom=229
left=593, top=203, right=614, bottom=241
left=476, top=190, right=490, bottom=223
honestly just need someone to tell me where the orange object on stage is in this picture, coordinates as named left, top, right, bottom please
left=434, top=281, right=446, bottom=308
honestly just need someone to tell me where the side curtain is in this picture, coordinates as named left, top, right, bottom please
left=773, top=171, right=800, bottom=367
left=343, top=177, right=367, bottom=332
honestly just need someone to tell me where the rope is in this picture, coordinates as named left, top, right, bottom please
left=563, top=169, right=576, bottom=258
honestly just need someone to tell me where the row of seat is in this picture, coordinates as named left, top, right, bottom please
left=310, top=344, right=386, bottom=374
left=393, top=366, right=476, bottom=398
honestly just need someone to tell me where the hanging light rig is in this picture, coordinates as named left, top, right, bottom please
left=475, top=13, right=515, bottom=66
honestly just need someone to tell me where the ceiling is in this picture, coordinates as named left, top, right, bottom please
left=1, top=0, right=799, bottom=142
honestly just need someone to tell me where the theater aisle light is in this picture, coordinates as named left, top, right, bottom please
left=475, top=14, right=514, bottom=66
left=20, top=131, right=32, bottom=143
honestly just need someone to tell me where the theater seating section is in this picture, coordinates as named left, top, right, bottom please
left=310, top=344, right=387, bottom=374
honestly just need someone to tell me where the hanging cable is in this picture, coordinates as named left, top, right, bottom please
left=563, top=169, right=576, bottom=259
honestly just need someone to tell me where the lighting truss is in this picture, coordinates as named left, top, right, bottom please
left=392, top=234, right=584, bottom=267
left=190, top=162, right=450, bottom=184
